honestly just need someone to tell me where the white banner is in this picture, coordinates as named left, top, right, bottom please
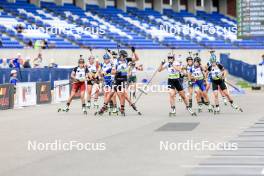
left=54, top=80, right=70, bottom=103
left=257, top=65, right=264, bottom=85
left=15, top=82, right=37, bottom=107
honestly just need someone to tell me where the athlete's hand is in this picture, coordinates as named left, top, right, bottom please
left=161, top=59, right=166, bottom=65
left=131, top=46, right=135, bottom=53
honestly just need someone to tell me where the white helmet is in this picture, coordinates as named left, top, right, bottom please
left=10, top=69, right=17, bottom=75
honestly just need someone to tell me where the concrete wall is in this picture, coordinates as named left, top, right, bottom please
left=0, top=49, right=263, bottom=67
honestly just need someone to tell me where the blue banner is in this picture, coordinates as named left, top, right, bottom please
left=220, top=54, right=256, bottom=83
left=0, top=68, right=72, bottom=89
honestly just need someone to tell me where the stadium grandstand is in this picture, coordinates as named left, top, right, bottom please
left=0, top=0, right=263, bottom=49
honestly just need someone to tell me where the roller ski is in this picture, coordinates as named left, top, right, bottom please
left=109, top=107, right=119, bottom=116
left=131, top=103, right=142, bottom=116
left=58, top=105, right=69, bottom=112
left=120, top=110, right=126, bottom=116
left=119, top=105, right=126, bottom=116
left=197, top=103, right=203, bottom=113
left=214, top=106, right=220, bottom=115
left=86, top=101, right=91, bottom=109
left=95, top=106, right=107, bottom=116
left=178, top=97, right=183, bottom=102
left=231, top=103, right=243, bottom=112
left=222, top=96, right=228, bottom=106
left=187, top=106, right=197, bottom=116
left=169, top=106, right=176, bottom=117
left=207, top=104, right=214, bottom=113
left=93, top=101, right=99, bottom=109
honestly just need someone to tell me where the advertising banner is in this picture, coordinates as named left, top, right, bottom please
left=0, top=84, right=14, bottom=110
left=36, top=82, right=52, bottom=104
left=15, top=82, right=37, bottom=107
left=54, top=80, right=70, bottom=103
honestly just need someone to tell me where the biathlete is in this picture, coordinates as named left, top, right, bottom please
left=86, top=56, right=100, bottom=109
left=184, top=56, right=195, bottom=108
left=158, top=54, right=196, bottom=116
left=59, top=58, right=89, bottom=114
left=127, top=47, right=142, bottom=100
left=100, top=53, right=118, bottom=115
left=206, top=57, right=243, bottom=114
left=95, top=50, right=140, bottom=116
left=205, top=51, right=228, bottom=105
left=188, top=57, right=213, bottom=113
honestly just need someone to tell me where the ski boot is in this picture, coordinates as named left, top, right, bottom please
left=214, top=106, right=220, bottom=114
left=187, top=106, right=197, bottom=116
left=86, top=101, right=91, bottom=109
left=169, top=106, right=176, bottom=117
left=95, top=105, right=107, bottom=116
left=222, top=96, right=228, bottom=106
left=198, top=102, right=203, bottom=113
left=119, top=105, right=126, bottom=116
left=82, top=105, right=87, bottom=115
left=231, top=103, right=243, bottom=112
left=131, top=103, right=142, bottom=116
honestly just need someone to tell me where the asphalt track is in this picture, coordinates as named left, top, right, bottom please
left=0, top=90, right=264, bottom=176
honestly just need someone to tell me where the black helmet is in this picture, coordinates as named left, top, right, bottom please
left=194, top=57, right=201, bottom=63
left=167, top=53, right=175, bottom=60
left=119, top=50, right=128, bottom=58
left=186, top=56, right=193, bottom=62
left=111, top=51, right=118, bottom=56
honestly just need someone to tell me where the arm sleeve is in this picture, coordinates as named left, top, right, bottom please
left=85, top=67, right=89, bottom=74
left=72, top=67, right=77, bottom=73
left=126, top=57, right=132, bottom=63
left=207, top=65, right=212, bottom=72
left=217, top=64, right=224, bottom=70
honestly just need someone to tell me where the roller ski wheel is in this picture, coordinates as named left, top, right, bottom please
left=169, top=112, right=176, bottom=117
left=238, top=108, right=243, bottom=112
left=94, top=111, right=103, bottom=116
left=57, top=108, right=62, bottom=112
left=214, top=110, right=220, bottom=115
left=120, top=111, right=125, bottom=116
left=208, top=105, right=214, bottom=113
left=93, top=103, right=99, bottom=109
left=191, top=112, right=197, bottom=116
left=109, top=111, right=118, bottom=116
left=83, top=110, right=87, bottom=115
left=198, top=108, right=202, bottom=113
left=138, top=111, right=142, bottom=116
left=94, top=109, right=105, bottom=116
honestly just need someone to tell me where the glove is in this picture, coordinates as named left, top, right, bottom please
left=106, top=48, right=111, bottom=53
left=188, top=81, right=193, bottom=86
left=131, top=46, right=135, bottom=53
left=161, top=59, right=166, bottom=65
